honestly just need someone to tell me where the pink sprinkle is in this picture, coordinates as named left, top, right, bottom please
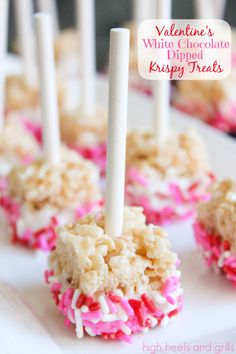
left=50, top=282, right=61, bottom=293
left=127, top=168, right=150, bottom=187
left=75, top=200, right=103, bottom=219
left=64, top=317, right=71, bottom=328
left=22, top=154, right=34, bottom=165
left=81, top=310, right=102, bottom=321
left=106, top=297, right=118, bottom=313
left=44, top=269, right=54, bottom=284
left=0, top=176, right=8, bottom=192
left=120, top=298, right=134, bottom=316
left=166, top=295, right=175, bottom=305
left=64, top=288, right=74, bottom=306
left=116, top=330, right=133, bottom=343
left=169, top=183, right=185, bottom=204
left=161, top=277, right=179, bottom=298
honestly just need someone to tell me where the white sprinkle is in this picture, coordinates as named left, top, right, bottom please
left=121, top=325, right=131, bottom=336
left=174, top=270, right=181, bottom=278
left=224, top=251, right=230, bottom=258
left=81, top=305, right=89, bottom=313
left=142, top=327, right=149, bottom=333
left=98, top=295, right=110, bottom=314
left=48, top=276, right=58, bottom=284
left=68, top=308, right=75, bottom=324
left=74, top=309, right=84, bottom=338
left=71, top=289, right=81, bottom=309
left=218, top=254, right=225, bottom=268
left=102, top=314, right=119, bottom=322
left=114, top=288, right=123, bottom=297
left=204, top=251, right=211, bottom=257
left=89, top=319, right=99, bottom=324
left=149, top=316, right=158, bottom=328
left=162, top=303, right=177, bottom=313
left=172, top=287, right=184, bottom=298
left=117, top=306, right=128, bottom=322
left=213, top=264, right=220, bottom=274
left=16, top=219, right=25, bottom=237
left=85, top=327, right=96, bottom=337
left=154, top=294, right=166, bottom=305
left=58, top=294, right=62, bottom=300
left=160, top=315, right=169, bottom=328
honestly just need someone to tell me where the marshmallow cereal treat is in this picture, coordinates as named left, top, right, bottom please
left=5, top=75, right=39, bottom=112
left=173, top=69, right=236, bottom=133
left=173, top=31, right=236, bottom=134
left=54, top=28, right=80, bottom=78
left=60, top=108, right=107, bottom=175
left=126, top=129, right=215, bottom=225
left=5, top=75, right=65, bottom=144
left=194, top=178, right=236, bottom=287
left=0, top=118, right=40, bottom=179
left=45, top=207, right=183, bottom=342
left=0, top=148, right=102, bottom=250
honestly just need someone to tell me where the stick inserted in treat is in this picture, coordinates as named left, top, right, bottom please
left=0, top=0, right=9, bottom=129
left=153, top=0, right=171, bottom=146
left=37, top=0, right=59, bottom=36
left=76, top=0, right=96, bottom=116
left=194, top=0, right=215, bottom=19
left=133, top=0, right=152, bottom=52
left=105, top=29, right=130, bottom=237
left=14, top=0, right=36, bottom=86
left=34, top=13, right=61, bottom=164
left=214, top=0, right=227, bottom=19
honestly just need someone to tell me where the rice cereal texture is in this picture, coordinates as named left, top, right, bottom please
left=47, top=207, right=182, bottom=341
left=197, top=179, right=236, bottom=254
left=125, top=129, right=214, bottom=225
left=0, top=119, right=40, bottom=177
left=0, top=148, right=102, bottom=250
left=194, top=178, right=236, bottom=287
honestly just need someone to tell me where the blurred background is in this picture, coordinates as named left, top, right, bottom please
left=7, top=0, right=236, bottom=70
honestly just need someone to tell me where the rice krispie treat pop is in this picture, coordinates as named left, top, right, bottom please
left=193, top=178, right=236, bottom=288
left=172, top=2, right=236, bottom=134
left=123, top=0, right=153, bottom=95
left=45, top=27, right=183, bottom=342
left=37, top=0, right=80, bottom=77
left=0, top=13, right=102, bottom=250
left=126, top=129, right=214, bottom=225
left=172, top=56, right=236, bottom=134
left=126, top=0, right=214, bottom=225
left=59, top=0, right=107, bottom=175
left=6, top=0, right=65, bottom=145
left=0, top=0, right=40, bottom=193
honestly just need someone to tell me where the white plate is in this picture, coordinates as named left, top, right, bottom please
left=1, top=55, right=236, bottom=354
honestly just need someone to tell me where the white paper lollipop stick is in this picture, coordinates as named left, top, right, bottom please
left=153, top=0, right=172, bottom=145
left=105, top=29, right=130, bottom=238
left=34, top=13, right=60, bottom=165
left=214, top=0, right=227, bottom=19
left=76, top=0, right=96, bottom=116
left=133, top=0, right=152, bottom=26
left=37, top=0, right=59, bottom=36
left=0, top=0, right=9, bottom=130
left=14, top=0, right=36, bottom=86
left=133, top=0, right=152, bottom=52
left=194, top=0, right=215, bottom=19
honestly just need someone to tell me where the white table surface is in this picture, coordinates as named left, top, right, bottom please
left=1, top=55, right=236, bottom=354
